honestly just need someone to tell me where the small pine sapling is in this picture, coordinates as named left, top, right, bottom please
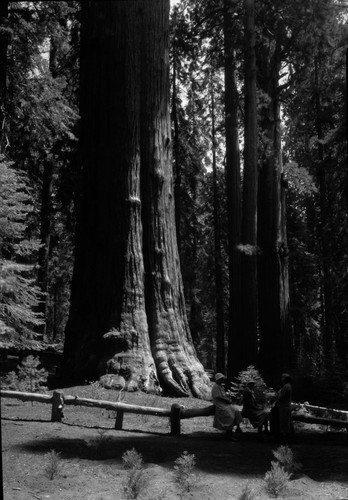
left=264, top=461, right=291, bottom=498
left=44, top=450, right=62, bottom=480
left=122, top=448, right=144, bottom=470
left=272, top=445, right=301, bottom=474
left=122, top=449, right=147, bottom=500
left=7, top=355, right=48, bottom=392
left=173, top=451, right=197, bottom=497
left=238, top=483, right=256, bottom=500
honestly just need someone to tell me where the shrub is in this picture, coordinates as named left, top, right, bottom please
left=229, top=365, right=271, bottom=405
left=44, top=450, right=62, bottom=480
left=264, top=461, right=291, bottom=498
left=173, top=451, right=197, bottom=497
left=5, top=355, right=47, bottom=392
left=238, top=484, right=256, bottom=500
left=123, top=467, right=147, bottom=500
left=272, top=445, right=301, bottom=474
left=122, top=449, right=147, bottom=500
left=89, top=380, right=105, bottom=399
left=122, top=448, right=144, bottom=470
left=86, top=429, right=111, bottom=459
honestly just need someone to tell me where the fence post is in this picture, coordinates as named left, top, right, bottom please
left=51, top=391, right=64, bottom=422
left=115, top=410, right=124, bottom=430
left=170, top=403, right=182, bottom=436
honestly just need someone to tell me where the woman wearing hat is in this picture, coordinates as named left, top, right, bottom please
left=212, top=373, right=243, bottom=440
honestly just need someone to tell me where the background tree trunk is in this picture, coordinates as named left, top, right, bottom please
left=314, top=56, right=335, bottom=367
left=224, top=0, right=242, bottom=378
left=258, top=43, right=292, bottom=385
left=210, top=72, right=225, bottom=374
left=60, top=0, right=210, bottom=398
left=241, top=0, right=258, bottom=368
left=0, top=2, right=8, bottom=153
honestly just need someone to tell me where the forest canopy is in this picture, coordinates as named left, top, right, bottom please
left=0, top=0, right=347, bottom=402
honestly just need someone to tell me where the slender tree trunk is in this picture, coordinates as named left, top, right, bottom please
left=210, top=72, right=225, bottom=374
left=0, top=2, right=8, bottom=154
left=37, top=34, right=62, bottom=338
left=224, top=0, right=242, bottom=379
left=241, top=0, right=258, bottom=368
left=60, top=0, right=210, bottom=398
left=314, top=56, right=335, bottom=366
left=258, top=44, right=291, bottom=386
left=37, top=160, right=53, bottom=338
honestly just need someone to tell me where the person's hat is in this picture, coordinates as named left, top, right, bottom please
left=215, top=373, right=226, bottom=382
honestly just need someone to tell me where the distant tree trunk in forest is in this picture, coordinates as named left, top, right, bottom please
left=0, top=2, right=8, bottom=153
left=37, top=159, right=53, bottom=338
left=60, top=0, right=210, bottom=398
left=257, top=42, right=291, bottom=385
left=37, top=35, right=62, bottom=338
left=314, top=56, right=335, bottom=366
left=210, top=71, right=225, bottom=373
left=241, top=0, right=258, bottom=369
left=224, top=0, right=242, bottom=379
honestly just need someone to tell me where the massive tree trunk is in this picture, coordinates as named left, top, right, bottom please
left=257, top=42, right=292, bottom=385
left=171, top=29, right=181, bottom=254
left=241, top=0, right=258, bottom=368
left=223, top=0, right=243, bottom=378
left=60, top=0, right=210, bottom=399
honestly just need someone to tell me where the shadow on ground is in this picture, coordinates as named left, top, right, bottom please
left=13, top=423, right=348, bottom=483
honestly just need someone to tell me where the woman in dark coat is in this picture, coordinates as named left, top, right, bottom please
left=270, top=373, right=293, bottom=443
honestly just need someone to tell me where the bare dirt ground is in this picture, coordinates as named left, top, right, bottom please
left=2, top=384, right=348, bottom=500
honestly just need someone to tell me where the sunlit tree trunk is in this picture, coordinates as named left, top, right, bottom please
left=60, top=0, right=210, bottom=398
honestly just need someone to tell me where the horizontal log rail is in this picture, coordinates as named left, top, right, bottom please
left=1, top=390, right=347, bottom=441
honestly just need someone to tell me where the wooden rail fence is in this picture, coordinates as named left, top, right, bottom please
left=0, top=389, right=215, bottom=435
left=1, top=390, right=347, bottom=441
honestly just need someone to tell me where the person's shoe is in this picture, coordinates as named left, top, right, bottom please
left=226, top=435, right=238, bottom=442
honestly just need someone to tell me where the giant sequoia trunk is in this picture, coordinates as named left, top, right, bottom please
left=60, top=0, right=210, bottom=398
left=257, top=43, right=292, bottom=385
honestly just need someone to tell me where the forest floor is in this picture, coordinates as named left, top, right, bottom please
left=1, top=383, right=348, bottom=500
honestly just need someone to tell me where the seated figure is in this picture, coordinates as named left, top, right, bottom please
left=212, top=373, right=243, bottom=441
left=242, top=380, right=269, bottom=438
